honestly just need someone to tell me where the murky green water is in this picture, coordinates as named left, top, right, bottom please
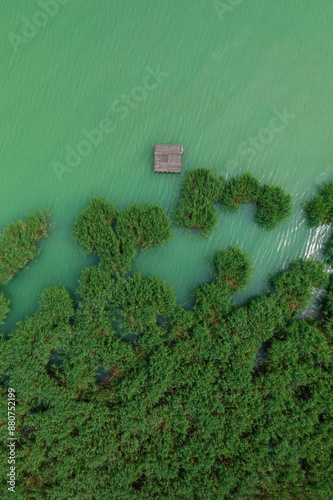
left=1, top=0, right=332, bottom=332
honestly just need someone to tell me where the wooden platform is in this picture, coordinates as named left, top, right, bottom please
left=154, top=144, right=183, bottom=173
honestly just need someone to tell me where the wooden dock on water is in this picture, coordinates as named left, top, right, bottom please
left=154, top=144, right=183, bottom=173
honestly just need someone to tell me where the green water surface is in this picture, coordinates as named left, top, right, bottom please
left=1, top=0, right=332, bottom=332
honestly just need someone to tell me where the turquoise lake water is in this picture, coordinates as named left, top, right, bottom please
left=1, top=0, right=332, bottom=333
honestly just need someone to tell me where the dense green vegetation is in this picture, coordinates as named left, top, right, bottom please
left=72, top=196, right=172, bottom=274
left=254, top=184, right=293, bottom=230
left=193, top=246, right=253, bottom=325
left=304, top=181, right=333, bottom=266
left=220, top=172, right=261, bottom=212
left=325, top=233, right=333, bottom=266
left=175, top=168, right=293, bottom=235
left=304, top=181, right=333, bottom=227
left=0, top=196, right=332, bottom=499
left=304, top=182, right=333, bottom=267
left=0, top=292, right=9, bottom=325
left=116, top=204, right=172, bottom=248
left=0, top=209, right=49, bottom=284
left=173, top=168, right=224, bottom=237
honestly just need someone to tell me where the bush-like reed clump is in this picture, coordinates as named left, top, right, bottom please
left=72, top=196, right=120, bottom=257
left=73, top=196, right=172, bottom=274
left=72, top=196, right=134, bottom=274
left=269, top=258, right=328, bottom=315
left=175, top=168, right=293, bottom=235
left=0, top=292, right=9, bottom=325
left=0, top=209, right=49, bottom=284
left=325, top=233, right=333, bottom=266
left=116, top=204, right=172, bottom=248
left=220, top=172, right=261, bottom=212
left=211, top=245, right=253, bottom=292
left=303, top=182, right=333, bottom=265
left=320, top=274, right=333, bottom=331
left=254, top=184, right=293, bottom=230
left=304, top=181, right=333, bottom=227
left=220, top=173, right=292, bottom=230
left=112, top=272, right=176, bottom=333
left=194, top=246, right=253, bottom=324
left=173, top=168, right=225, bottom=237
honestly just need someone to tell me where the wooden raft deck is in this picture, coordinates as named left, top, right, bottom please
left=154, top=144, right=183, bottom=173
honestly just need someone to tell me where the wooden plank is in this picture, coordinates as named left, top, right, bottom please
left=168, top=153, right=181, bottom=163
left=170, top=145, right=183, bottom=154
left=155, top=144, right=169, bottom=154
left=156, top=153, right=168, bottom=163
left=154, top=163, right=168, bottom=172
left=154, top=144, right=183, bottom=173
left=168, top=165, right=181, bottom=173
